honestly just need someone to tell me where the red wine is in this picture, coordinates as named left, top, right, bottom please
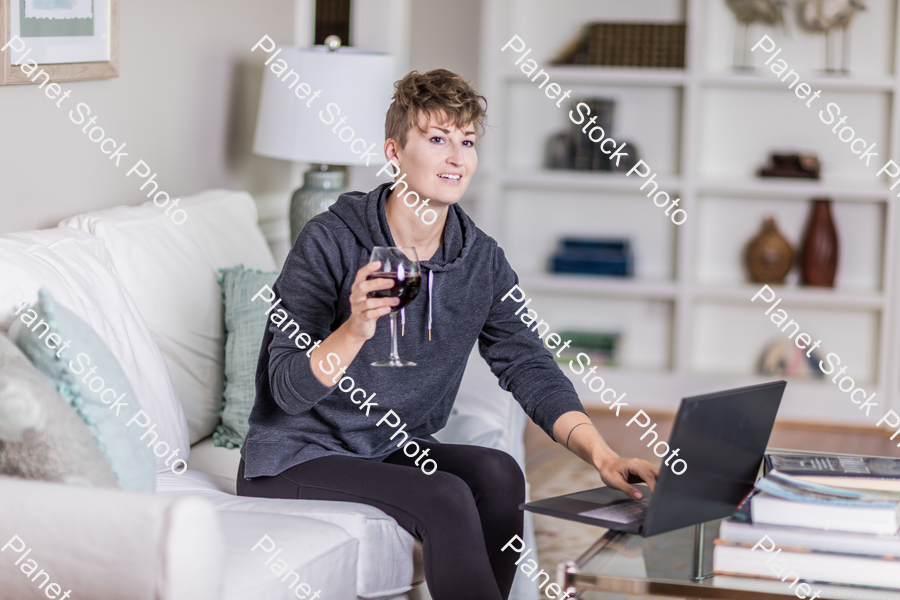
left=367, top=272, right=421, bottom=311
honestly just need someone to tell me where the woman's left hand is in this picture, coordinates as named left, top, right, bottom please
left=594, top=456, right=659, bottom=501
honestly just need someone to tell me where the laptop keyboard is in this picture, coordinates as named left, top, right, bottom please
left=578, top=499, right=650, bottom=524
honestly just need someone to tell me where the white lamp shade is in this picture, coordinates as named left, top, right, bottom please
left=253, top=46, right=395, bottom=166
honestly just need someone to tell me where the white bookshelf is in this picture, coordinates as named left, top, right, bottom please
left=478, top=0, right=900, bottom=429
left=502, top=170, right=683, bottom=194
left=503, top=67, right=688, bottom=87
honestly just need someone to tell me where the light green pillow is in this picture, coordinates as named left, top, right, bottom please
left=0, top=332, right=119, bottom=488
left=8, top=289, right=156, bottom=492
left=215, top=266, right=278, bottom=448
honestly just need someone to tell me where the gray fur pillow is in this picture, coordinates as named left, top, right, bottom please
left=0, top=333, right=117, bottom=487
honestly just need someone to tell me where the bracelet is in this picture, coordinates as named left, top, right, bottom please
left=565, top=422, right=590, bottom=450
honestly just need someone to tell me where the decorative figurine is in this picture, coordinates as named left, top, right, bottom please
left=726, top=0, right=787, bottom=70
left=758, top=153, right=821, bottom=179
left=798, top=0, right=866, bottom=73
left=758, top=339, right=825, bottom=378
left=746, top=216, right=794, bottom=284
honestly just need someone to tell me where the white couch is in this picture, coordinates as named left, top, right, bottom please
left=0, top=190, right=539, bottom=600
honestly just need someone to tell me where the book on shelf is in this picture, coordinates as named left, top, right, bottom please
left=549, top=236, right=633, bottom=277
left=550, top=251, right=631, bottom=276
left=552, top=330, right=620, bottom=367
left=552, top=23, right=686, bottom=68
left=581, top=23, right=686, bottom=69
left=765, top=453, right=900, bottom=493
left=752, top=472, right=900, bottom=535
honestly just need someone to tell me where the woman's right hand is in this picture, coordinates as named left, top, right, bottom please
left=346, top=261, right=399, bottom=342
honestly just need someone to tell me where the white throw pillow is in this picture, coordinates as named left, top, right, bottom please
left=60, top=190, right=278, bottom=444
left=0, top=228, right=190, bottom=473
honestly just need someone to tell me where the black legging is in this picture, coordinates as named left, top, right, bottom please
left=237, top=439, right=524, bottom=600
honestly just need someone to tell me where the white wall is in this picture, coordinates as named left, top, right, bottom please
left=0, top=0, right=483, bottom=251
left=0, top=0, right=296, bottom=234
left=409, top=0, right=482, bottom=85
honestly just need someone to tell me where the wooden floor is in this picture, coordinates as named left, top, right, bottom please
left=523, top=408, right=898, bottom=594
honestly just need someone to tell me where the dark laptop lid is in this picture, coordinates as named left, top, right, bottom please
left=642, top=380, right=785, bottom=536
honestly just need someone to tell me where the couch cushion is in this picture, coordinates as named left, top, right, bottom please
left=0, top=228, right=190, bottom=473
left=189, top=437, right=242, bottom=494
left=0, top=332, right=118, bottom=488
left=9, top=290, right=157, bottom=492
left=218, top=509, right=358, bottom=600
left=156, top=470, right=424, bottom=598
left=60, top=190, right=278, bottom=444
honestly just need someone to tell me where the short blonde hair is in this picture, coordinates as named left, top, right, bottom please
left=385, top=69, right=487, bottom=149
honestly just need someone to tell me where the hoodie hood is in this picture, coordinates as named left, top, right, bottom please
left=327, top=182, right=476, bottom=274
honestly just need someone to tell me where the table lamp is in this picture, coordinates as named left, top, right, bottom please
left=253, top=36, right=394, bottom=244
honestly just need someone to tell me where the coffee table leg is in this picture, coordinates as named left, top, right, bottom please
left=691, top=522, right=714, bottom=581
left=558, top=559, right=580, bottom=597
left=556, top=530, right=626, bottom=596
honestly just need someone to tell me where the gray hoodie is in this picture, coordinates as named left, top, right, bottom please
left=241, top=182, right=586, bottom=478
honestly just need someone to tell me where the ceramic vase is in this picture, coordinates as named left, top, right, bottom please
left=745, top=216, right=794, bottom=284
left=800, top=198, right=839, bottom=287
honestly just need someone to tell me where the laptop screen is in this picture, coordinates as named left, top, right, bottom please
left=642, top=380, right=785, bottom=536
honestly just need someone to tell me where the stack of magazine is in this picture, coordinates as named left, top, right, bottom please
left=712, top=453, right=900, bottom=590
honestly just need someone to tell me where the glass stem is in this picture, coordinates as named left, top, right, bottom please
left=389, top=311, right=400, bottom=362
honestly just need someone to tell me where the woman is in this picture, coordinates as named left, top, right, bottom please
left=238, top=69, right=658, bottom=600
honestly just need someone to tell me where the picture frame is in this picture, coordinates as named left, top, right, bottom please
left=0, top=0, right=118, bottom=85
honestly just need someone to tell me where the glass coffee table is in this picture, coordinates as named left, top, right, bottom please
left=559, top=519, right=900, bottom=600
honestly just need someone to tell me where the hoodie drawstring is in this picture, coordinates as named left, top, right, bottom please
left=427, top=270, right=434, bottom=341
left=401, top=271, right=433, bottom=339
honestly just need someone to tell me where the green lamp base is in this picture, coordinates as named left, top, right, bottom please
left=289, top=168, right=348, bottom=245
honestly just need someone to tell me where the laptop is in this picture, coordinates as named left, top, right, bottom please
left=522, top=381, right=786, bottom=537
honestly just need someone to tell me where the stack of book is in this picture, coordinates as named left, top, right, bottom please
left=713, top=453, right=900, bottom=590
left=552, top=330, right=620, bottom=367
left=549, top=237, right=633, bottom=277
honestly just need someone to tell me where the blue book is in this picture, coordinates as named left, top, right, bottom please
left=551, top=241, right=633, bottom=277
left=561, top=238, right=630, bottom=253
left=756, top=471, right=900, bottom=508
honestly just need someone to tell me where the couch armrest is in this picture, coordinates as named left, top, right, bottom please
left=0, top=477, right=224, bottom=600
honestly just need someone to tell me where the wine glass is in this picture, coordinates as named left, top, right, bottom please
left=367, top=246, right=421, bottom=367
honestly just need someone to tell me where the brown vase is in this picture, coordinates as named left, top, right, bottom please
left=800, top=198, right=839, bottom=287
left=746, top=216, right=794, bottom=284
